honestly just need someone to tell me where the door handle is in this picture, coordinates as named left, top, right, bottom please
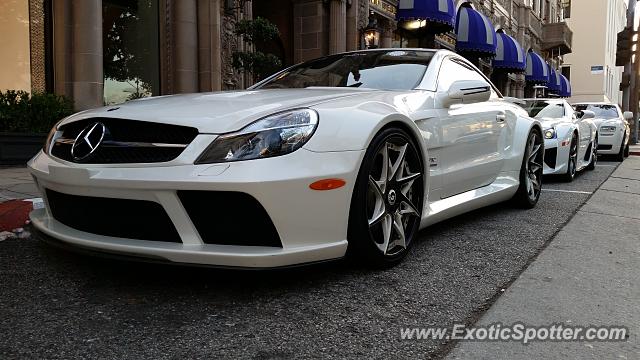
left=496, top=113, right=506, bottom=123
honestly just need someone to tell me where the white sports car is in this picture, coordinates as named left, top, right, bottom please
left=573, top=102, right=632, bottom=161
left=29, top=49, right=543, bottom=268
left=521, top=99, right=597, bottom=181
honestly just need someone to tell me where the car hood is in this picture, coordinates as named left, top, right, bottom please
left=537, top=117, right=567, bottom=129
left=592, top=118, right=618, bottom=127
left=59, top=89, right=376, bottom=133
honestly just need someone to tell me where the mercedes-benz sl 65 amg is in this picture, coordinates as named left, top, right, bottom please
left=29, top=49, right=543, bottom=268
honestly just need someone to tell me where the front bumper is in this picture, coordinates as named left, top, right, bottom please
left=543, top=138, right=570, bottom=175
left=29, top=147, right=363, bottom=268
left=597, top=129, right=624, bottom=154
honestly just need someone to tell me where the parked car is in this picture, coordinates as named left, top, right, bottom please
left=521, top=99, right=598, bottom=181
left=572, top=102, right=631, bottom=161
left=29, top=49, right=543, bottom=268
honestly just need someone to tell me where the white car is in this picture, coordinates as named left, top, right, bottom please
left=521, top=99, right=597, bottom=181
left=573, top=102, right=631, bottom=161
left=29, top=49, right=543, bottom=268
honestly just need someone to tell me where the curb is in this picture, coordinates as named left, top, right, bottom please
left=0, top=198, right=43, bottom=233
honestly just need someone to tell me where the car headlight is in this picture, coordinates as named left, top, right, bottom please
left=195, top=109, right=319, bottom=164
left=600, top=125, right=616, bottom=133
left=43, top=120, right=64, bottom=154
left=544, top=127, right=556, bottom=139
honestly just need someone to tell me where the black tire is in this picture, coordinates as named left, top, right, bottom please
left=616, top=133, right=626, bottom=161
left=624, top=142, right=630, bottom=158
left=562, top=133, right=578, bottom=182
left=348, top=127, right=424, bottom=268
left=587, top=136, right=597, bottom=170
left=512, top=128, right=544, bottom=209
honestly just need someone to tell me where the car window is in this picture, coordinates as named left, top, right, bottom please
left=437, top=58, right=499, bottom=99
left=254, top=50, right=434, bottom=90
left=573, top=104, right=620, bottom=119
left=522, top=100, right=565, bottom=119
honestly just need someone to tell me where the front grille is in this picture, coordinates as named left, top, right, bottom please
left=544, top=147, right=557, bottom=169
left=178, top=191, right=282, bottom=247
left=598, top=144, right=613, bottom=150
left=46, top=189, right=181, bottom=243
left=50, top=118, right=198, bottom=164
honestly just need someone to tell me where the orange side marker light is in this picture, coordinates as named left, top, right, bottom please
left=309, top=179, right=346, bottom=191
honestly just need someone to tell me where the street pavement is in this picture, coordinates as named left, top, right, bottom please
left=0, top=158, right=629, bottom=359
left=448, top=156, right=640, bottom=359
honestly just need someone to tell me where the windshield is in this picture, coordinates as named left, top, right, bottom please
left=573, top=104, right=620, bottom=119
left=522, top=100, right=565, bottom=119
left=254, top=50, right=434, bottom=90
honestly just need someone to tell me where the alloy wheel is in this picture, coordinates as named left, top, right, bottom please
left=366, top=138, right=422, bottom=256
left=568, top=137, right=578, bottom=177
left=524, top=132, right=543, bottom=202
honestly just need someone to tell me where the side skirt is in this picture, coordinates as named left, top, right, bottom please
left=419, top=172, right=520, bottom=229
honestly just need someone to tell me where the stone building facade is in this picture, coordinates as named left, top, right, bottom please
left=3, top=0, right=570, bottom=110
left=6, top=0, right=398, bottom=111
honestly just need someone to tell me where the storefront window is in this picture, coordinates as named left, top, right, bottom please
left=0, top=1, right=31, bottom=92
left=103, top=0, right=160, bottom=105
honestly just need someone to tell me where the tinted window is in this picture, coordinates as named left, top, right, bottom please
left=254, top=50, right=434, bottom=90
left=438, top=58, right=489, bottom=90
left=573, top=104, right=620, bottom=119
left=522, top=100, right=565, bottom=119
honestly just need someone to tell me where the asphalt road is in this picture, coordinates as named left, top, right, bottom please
left=0, top=160, right=619, bottom=359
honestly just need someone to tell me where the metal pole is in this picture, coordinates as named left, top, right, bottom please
left=628, top=0, right=638, bottom=144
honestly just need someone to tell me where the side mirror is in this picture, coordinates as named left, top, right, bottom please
left=579, top=110, right=595, bottom=119
left=441, top=80, right=491, bottom=108
left=624, top=111, right=633, bottom=120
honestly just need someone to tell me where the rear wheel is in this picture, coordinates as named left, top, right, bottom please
left=512, top=128, right=543, bottom=208
left=563, top=133, right=578, bottom=182
left=587, top=136, right=598, bottom=170
left=348, top=128, right=424, bottom=267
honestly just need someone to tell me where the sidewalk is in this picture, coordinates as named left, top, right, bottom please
left=0, top=167, right=40, bottom=202
left=0, top=167, right=41, bottom=234
left=448, top=158, right=640, bottom=359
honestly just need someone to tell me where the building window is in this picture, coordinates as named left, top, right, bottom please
left=103, top=0, right=160, bottom=105
left=562, top=0, right=571, bottom=19
left=0, top=0, right=32, bottom=92
left=561, top=65, right=570, bottom=81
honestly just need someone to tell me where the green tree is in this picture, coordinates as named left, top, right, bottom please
left=232, top=17, right=283, bottom=80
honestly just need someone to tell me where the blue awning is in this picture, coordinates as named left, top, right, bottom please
left=547, top=66, right=561, bottom=93
left=397, top=0, right=456, bottom=32
left=525, top=50, right=548, bottom=83
left=492, top=29, right=525, bottom=72
left=455, top=4, right=497, bottom=56
left=559, top=74, right=572, bottom=97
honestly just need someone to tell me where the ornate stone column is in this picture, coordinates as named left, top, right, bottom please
left=174, top=0, right=198, bottom=93
left=69, top=0, right=103, bottom=110
left=197, top=0, right=222, bottom=92
left=346, top=0, right=359, bottom=51
left=329, top=0, right=347, bottom=54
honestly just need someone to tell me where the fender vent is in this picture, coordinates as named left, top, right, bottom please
left=544, top=147, right=557, bottom=169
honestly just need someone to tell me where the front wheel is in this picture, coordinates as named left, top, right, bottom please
left=616, top=133, right=626, bottom=161
left=348, top=127, right=424, bottom=267
left=587, top=137, right=598, bottom=170
left=512, top=128, right=543, bottom=208
left=562, top=133, right=578, bottom=182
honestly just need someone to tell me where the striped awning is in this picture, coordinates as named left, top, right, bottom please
left=455, top=3, right=497, bottom=56
left=525, top=50, right=548, bottom=84
left=397, top=0, right=456, bottom=32
left=492, top=29, right=525, bottom=72
left=559, top=74, right=572, bottom=97
left=547, top=66, right=561, bottom=93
